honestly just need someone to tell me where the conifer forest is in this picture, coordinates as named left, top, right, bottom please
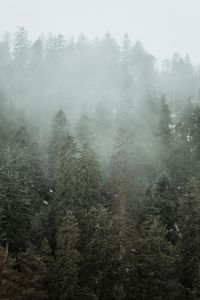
left=1, top=26, right=200, bottom=299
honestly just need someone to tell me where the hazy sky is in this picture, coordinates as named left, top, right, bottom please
left=1, top=0, right=200, bottom=63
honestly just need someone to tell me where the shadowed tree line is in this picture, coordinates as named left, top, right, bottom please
left=0, top=28, right=200, bottom=299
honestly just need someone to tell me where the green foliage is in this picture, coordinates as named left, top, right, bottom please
left=0, top=179, right=31, bottom=255
left=56, top=133, right=81, bottom=217
left=79, top=142, right=102, bottom=209
left=56, top=210, right=80, bottom=300
left=1, top=32, right=200, bottom=300
left=158, top=95, right=173, bottom=145
left=48, top=110, right=69, bottom=185
left=110, top=127, right=135, bottom=214
left=78, top=206, right=122, bottom=300
left=0, top=247, right=47, bottom=300
left=143, top=173, right=178, bottom=242
left=179, top=178, right=200, bottom=296
left=138, top=220, right=182, bottom=300
left=0, top=247, right=21, bottom=300
left=16, top=248, right=47, bottom=299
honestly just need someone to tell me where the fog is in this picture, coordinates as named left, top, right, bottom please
left=1, top=2, right=200, bottom=299
left=0, top=25, right=199, bottom=186
left=1, top=0, right=200, bottom=63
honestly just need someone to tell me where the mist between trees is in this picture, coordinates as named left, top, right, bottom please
left=0, top=27, right=200, bottom=299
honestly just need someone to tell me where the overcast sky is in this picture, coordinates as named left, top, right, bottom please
left=1, top=0, right=200, bottom=64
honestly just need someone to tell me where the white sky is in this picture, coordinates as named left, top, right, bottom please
left=1, top=0, right=200, bottom=63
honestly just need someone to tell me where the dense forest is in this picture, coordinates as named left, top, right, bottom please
left=1, top=27, right=200, bottom=299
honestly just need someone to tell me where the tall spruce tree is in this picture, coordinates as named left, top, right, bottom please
left=158, top=95, right=173, bottom=146
left=48, top=110, right=68, bottom=186
left=144, top=173, right=178, bottom=242
left=56, top=210, right=80, bottom=300
left=179, top=178, right=200, bottom=297
left=79, top=142, right=102, bottom=209
left=0, top=247, right=21, bottom=299
left=56, top=133, right=81, bottom=217
left=110, top=127, right=135, bottom=214
left=138, top=219, right=182, bottom=300
left=78, top=205, right=123, bottom=300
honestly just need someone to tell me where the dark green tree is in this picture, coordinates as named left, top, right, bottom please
left=138, top=219, right=182, bottom=300
left=78, top=205, right=123, bottom=300
left=79, top=142, right=102, bottom=209
left=48, top=110, right=68, bottom=186
left=0, top=247, right=21, bottom=300
left=110, top=127, right=135, bottom=215
left=158, top=95, right=173, bottom=146
left=0, top=178, right=31, bottom=255
left=179, top=178, right=200, bottom=298
left=56, top=133, right=81, bottom=217
left=17, top=248, right=47, bottom=299
left=144, top=173, right=178, bottom=242
left=56, top=210, right=80, bottom=300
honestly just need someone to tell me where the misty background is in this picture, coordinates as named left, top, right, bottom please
left=1, top=0, right=200, bottom=63
left=1, top=2, right=200, bottom=299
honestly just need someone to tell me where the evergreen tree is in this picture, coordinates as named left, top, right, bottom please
left=56, top=210, right=80, bottom=300
left=48, top=110, right=68, bottom=186
left=13, top=27, right=30, bottom=68
left=78, top=206, right=123, bottom=300
left=40, top=238, right=57, bottom=300
left=17, top=248, right=47, bottom=299
left=110, top=127, right=135, bottom=214
left=79, top=142, right=102, bottom=209
left=13, top=126, right=48, bottom=212
left=144, top=173, right=178, bottom=242
left=56, top=133, right=81, bottom=217
left=158, top=95, right=173, bottom=146
left=179, top=178, right=200, bottom=297
left=0, top=247, right=47, bottom=300
left=180, top=104, right=200, bottom=177
left=0, top=247, right=21, bottom=300
left=139, top=219, right=182, bottom=300
left=0, top=177, right=31, bottom=255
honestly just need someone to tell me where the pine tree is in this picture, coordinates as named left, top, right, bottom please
left=56, top=210, right=80, bottom=300
left=120, top=211, right=141, bottom=300
left=48, top=110, right=68, bottom=186
left=0, top=247, right=47, bottom=300
left=56, top=133, right=81, bottom=217
left=13, top=126, right=48, bottom=212
left=0, top=178, right=31, bottom=255
left=179, top=178, right=200, bottom=297
left=0, top=247, right=21, bottom=300
left=17, top=248, right=47, bottom=299
left=30, top=206, right=50, bottom=253
left=144, top=173, right=178, bottom=242
left=0, top=125, right=49, bottom=255
left=13, top=27, right=30, bottom=69
left=15, top=127, right=48, bottom=211
left=132, top=40, right=156, bottom=96
left=183, top=105, right=200, bottom=176
left=121, top=34, right=132, bottom=72
left=158, top=95, right=173, bottom=146
left=40, top=238, right=57, bottom=300
left=174, top=100, right=197, bottom=184
left=79, top=142, right=102, bottom=209
left=110, top=127, right=135, bottom=215
left=78, top=205, right=123, bottom=300
left=139, top=219, right=182, bottom=300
